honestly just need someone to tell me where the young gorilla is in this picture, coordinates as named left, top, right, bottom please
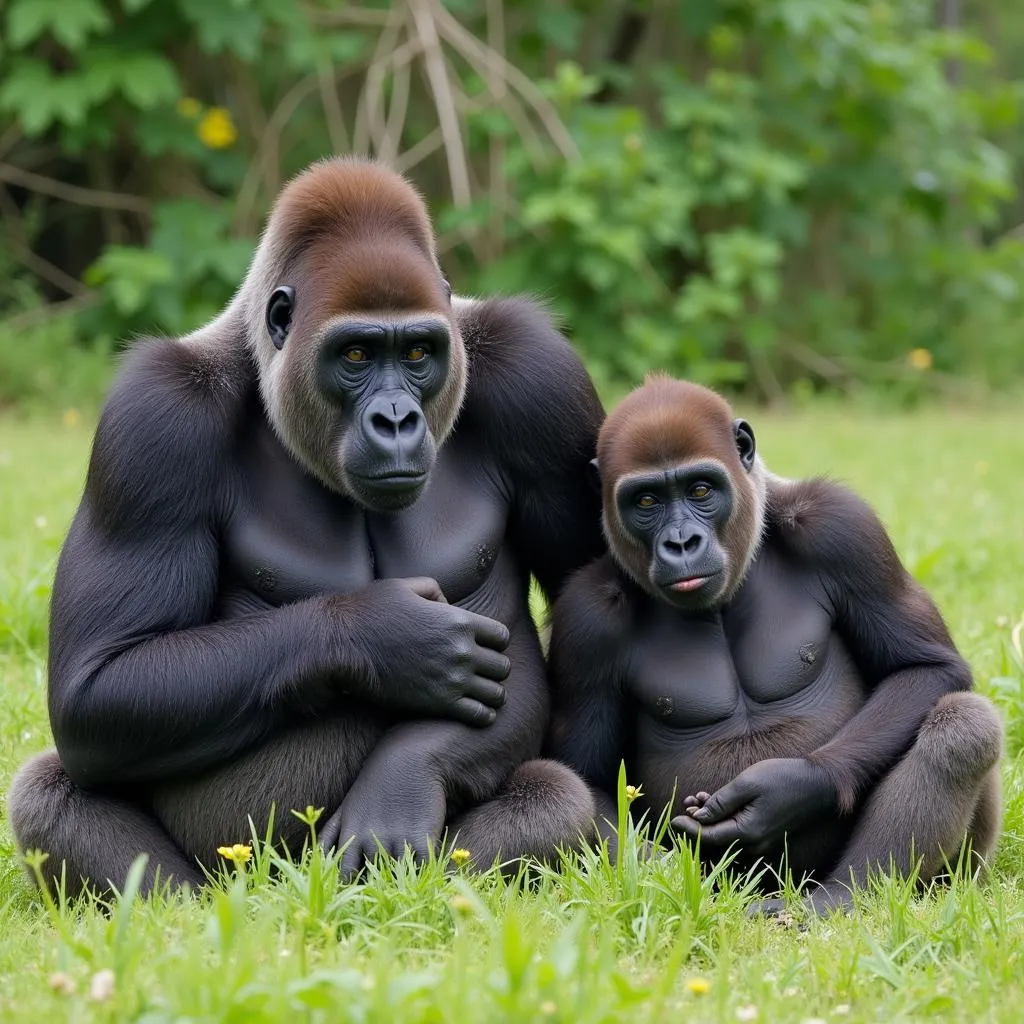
left=9, top=157, right=606, bottom=897
left=545, top=375, right=1004, bottom=915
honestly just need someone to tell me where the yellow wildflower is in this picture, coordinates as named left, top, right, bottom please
left=176, top=97, right=201, bottom=119
left=686, top=977, right=710, bottom=995
left=450, top=848, right=472, bottom=867
left=625, top=784, right=643, bottom=803
left=197, top=107, right=238, bottom=150
left=62, top=408, right=80, bottom=428
left=217, top=843, right=252, bottom=864
left=450, top=894, right=473, bottom=914
left=908, top=348, right=933, bottom=371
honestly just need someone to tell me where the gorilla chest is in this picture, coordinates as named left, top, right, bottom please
left=221, top=444, right=510, bottom=608
left=629, top=566, right=840, bottom=729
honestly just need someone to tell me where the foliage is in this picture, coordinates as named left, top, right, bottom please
left=2, top=406, right=1024, bottom=1021
left=0, top=0, right=1022, bottom=403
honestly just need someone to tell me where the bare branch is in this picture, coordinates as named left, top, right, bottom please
left=354, top=4, right=409, bottom=156
left=407, top=0, right=472, bottom=207
left=317, top=57, right=351, bottom=154
left=432, top=4, right=577, bottom=160
left=301, top=4, right=395, bottom=27
left=0, top=162, right=150, bottom=214
left=233, top=75, right=322, bottom=235
left=1, top=293, right=97, bottom=335
left=380, top=51, right=412, bottom=165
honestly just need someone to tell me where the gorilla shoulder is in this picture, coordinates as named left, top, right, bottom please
left=765, top=476, right=906, bottom=594
left=85, top=337, right=249, bottom=536
left=455, top=296, right=603, bottom=470
left=550, top=555, right=633, bottom=659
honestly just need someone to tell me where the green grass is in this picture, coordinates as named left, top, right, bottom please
left=1, top=406, right=1023, bottom=1023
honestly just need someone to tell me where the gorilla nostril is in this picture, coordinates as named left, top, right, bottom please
left=684, top=533, right=703, bottom=554
left=370, top=412, right=397, bottom=439
left=397, top=410, right=421, bottom=438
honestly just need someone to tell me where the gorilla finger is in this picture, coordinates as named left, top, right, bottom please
left=464, top=611, right=511, bottom=652
left=317, top=807, right=345, bottom=853
left=473, top=647, right=512, bottom=683
left=409, top=837, right=433, bottom=865
left=671, top=815, right=742, bottom=847
left=339, top=841, right=366, bottom=880
left=691, top=781, right=753, bottom=823
left=404, top=577, right=448, bottom=603
left=465, top=675, right=507, bottom=709
left=450, top=697, right=499, bottom=728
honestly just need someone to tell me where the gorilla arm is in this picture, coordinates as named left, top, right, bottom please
left=675, top=480, right=971, bottom=848
left=543, top=557, right=630, bottom=796
left=456, top=297, right=607, bottom=599
left=49, top=340, right=504, bottom=791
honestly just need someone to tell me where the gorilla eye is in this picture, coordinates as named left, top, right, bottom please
left=344, top=347, right=370, bottom=363
left=404, top=346, right=428, bottom=363
left=689, top=483, right=712, bottom=500
left=636, top=494, right=658, bottom=509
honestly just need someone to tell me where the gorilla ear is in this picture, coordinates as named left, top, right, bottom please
left=589, top=457, right=602, bottom=492
left=734, top=418, right=756, bottom=472
left=266, top=286, right=295, bottom=350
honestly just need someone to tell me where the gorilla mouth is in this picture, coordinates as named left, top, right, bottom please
left=352, top=471, right=427, bottom=491
left=670, top=575, right=713, bottom=592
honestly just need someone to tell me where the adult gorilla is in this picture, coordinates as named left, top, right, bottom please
left=9, top=157, right=604, bottom=895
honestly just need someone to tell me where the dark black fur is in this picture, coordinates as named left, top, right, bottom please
left=9, top=295, right=605, bottom=896
left=545, top=380, right=1003, bottom=915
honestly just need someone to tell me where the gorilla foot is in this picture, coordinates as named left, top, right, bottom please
left=747, top=881, right=854, bottom=923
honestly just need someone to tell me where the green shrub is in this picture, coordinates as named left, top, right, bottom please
left=0, top=0, right=1021, bottom=402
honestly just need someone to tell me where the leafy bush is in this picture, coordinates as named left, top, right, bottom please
left=0, top=0, right=1021, bottom=403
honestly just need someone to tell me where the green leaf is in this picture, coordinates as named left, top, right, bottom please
left=0, top=59, right=92, bottom=133
left=6, top=0, right=111, bottom=50
left=178, top=0, right=266, bottom=59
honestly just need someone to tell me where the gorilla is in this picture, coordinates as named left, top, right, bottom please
left=545, top=375, right=1004, bottom=915
left=9, top=157, right=605, bottom=895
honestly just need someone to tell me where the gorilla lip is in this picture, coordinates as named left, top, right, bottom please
left=671, top=576, right=711, bottom=592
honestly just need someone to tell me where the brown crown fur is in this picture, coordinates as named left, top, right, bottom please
left=598, top=374, right=765, bottom=604
left=267, top=157, right=450, bottom=325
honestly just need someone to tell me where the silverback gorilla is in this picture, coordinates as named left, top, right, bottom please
left=545, top=375, right=1004, bottom=915
left=9, top=157, right=605, bottom=896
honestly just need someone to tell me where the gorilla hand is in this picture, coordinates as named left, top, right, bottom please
left=339, top=577, right=511, bottom=727
left=671, top=758, right=837, bottom=855
left=318, top=751, right=447, bottom=879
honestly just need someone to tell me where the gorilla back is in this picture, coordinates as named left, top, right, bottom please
left=9, top=158, right=605, bottom=895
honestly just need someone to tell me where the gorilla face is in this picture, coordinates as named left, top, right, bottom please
left=615, top=462, right=734, bottom=611
left=262, top=284, right=462, bottom=513
left=318, top=317, right=453, bottom=512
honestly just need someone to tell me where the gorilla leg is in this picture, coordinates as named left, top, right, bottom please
left=807, top=692, right=1004, bottom=913
left=8, top=750, right=202, bottom=899
left=152, top=715, right=386, bottom=868
left=446, top=759, right=596, bottom=870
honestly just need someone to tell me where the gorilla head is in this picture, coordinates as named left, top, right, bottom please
left=592, top=374, right=767, bottom=610
left=239, top=157, right=466, bottom=512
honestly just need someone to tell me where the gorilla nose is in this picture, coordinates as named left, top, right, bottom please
left=659, top=523, right=707, bottom=562
left=363, top=393, right=426, bottom=452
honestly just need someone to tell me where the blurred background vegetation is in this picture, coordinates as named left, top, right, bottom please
left=0, top=0, right=1022, bottom=411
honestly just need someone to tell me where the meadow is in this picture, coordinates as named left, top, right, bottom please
left=0, top=404, right=1022, bottom=1023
